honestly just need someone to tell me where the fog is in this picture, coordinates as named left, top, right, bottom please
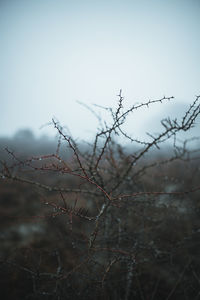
left=1, top=0, right=200, bottom=141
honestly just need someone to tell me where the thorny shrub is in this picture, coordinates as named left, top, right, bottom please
left=0, top=91, right=200, bottom=300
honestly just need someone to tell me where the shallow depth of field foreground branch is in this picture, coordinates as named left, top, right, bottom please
left=0, top=92, right=200, bottom=300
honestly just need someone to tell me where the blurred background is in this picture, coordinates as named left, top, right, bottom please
left=0, top=0, right=200, bottom=142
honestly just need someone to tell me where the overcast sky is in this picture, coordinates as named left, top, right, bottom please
left=0, top=0, right=200, bottom=142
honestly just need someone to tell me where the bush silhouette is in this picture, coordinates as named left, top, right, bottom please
left=0, top=91, right=200, bottom=299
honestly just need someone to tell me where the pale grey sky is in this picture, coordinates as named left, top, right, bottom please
left=0, top=0, right=200, bottom=141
